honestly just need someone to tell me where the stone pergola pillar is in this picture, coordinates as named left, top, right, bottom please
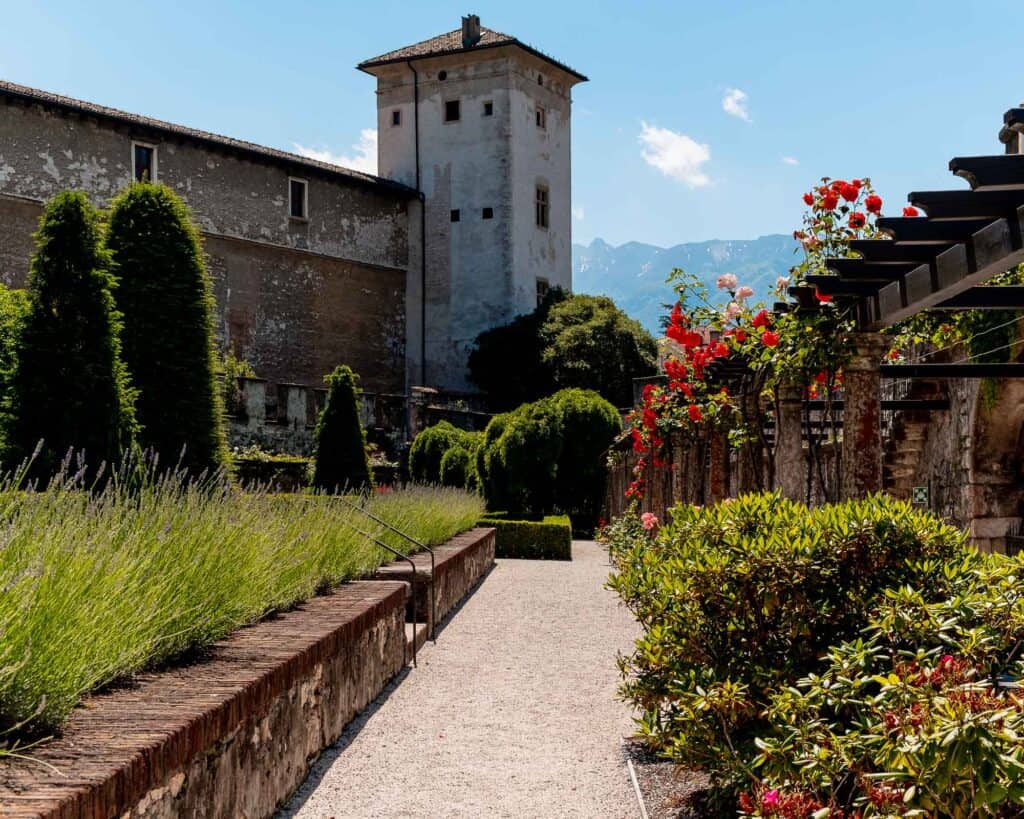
left=775, top=382, right=805, bottom=501
left=841, top=333, right=889, bottom=499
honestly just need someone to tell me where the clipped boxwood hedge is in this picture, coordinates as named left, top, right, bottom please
left=479, top=514, right=572, bottom=560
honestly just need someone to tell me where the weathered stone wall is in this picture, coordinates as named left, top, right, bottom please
left=0, top=94, right=410, bottom=392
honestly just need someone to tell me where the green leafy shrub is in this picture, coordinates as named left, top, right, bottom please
left=106, top=182, right=227, bottom=474
left=408, top=421, right=479, bottom=484
left=607, top=493, right=970, bottom=806
left=4, top=191, right=137, bottom=477
left=746, top=553, right=1024, bottom=817
left=487, top=398, right=563, bottom=517
left=477, top=411, right=512, bottom=502
left=221, top=350, right=256, bottom=417
left=439, top=445, right=476, bottom=490
left=313, top=365, right=372, bottom=491
left=479, top=514, right=572, bottom=560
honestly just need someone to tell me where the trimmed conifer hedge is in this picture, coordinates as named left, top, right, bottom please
left=313, top=364, right=372, bottom=491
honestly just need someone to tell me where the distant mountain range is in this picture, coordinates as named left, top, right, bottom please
left=572, top=234, right=801, bottom=333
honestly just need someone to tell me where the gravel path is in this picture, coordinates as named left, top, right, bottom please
left=277, top=540, right=640, bottom=818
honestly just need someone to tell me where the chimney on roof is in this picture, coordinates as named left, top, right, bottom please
left=462, top=14, right=481, bottom=48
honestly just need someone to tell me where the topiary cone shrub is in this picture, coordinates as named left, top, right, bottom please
left=312, top=365, right=372, bottom=491
left=105, top=182, right=227, bottom=475
left=606, top=493, right=971, bottom=810
left=4, top=191, right=137, bottom=478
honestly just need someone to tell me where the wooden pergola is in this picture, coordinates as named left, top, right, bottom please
left=775, top=106, right=1024, bottom=500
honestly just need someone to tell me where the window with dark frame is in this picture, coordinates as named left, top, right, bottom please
left=132, top=143, right=155, bottom=182
left=483, top=100, right=493, bottom=117
left=445, top=100, right=461, bottom=122
left=289, top=178, right=308, bottom=220
left=391, top=109, right=401, bottom=126
left=450, top=209, right=460, bottom=222
left=536, top=277, right=550, bottom=307
left=535, top=186, right=549, bottom=229
left=536, top=107, right=546, bottom=130
left=482, top=207, right=493, bottom=219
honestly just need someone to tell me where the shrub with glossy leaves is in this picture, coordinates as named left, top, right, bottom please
left=607, top=493, right=970, bottom=807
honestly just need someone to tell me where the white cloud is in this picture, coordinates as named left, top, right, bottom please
left=782, top=156, right=800, bottom=166
left=294, top=128, right=378, bottom=174
left=722, top=88, right=751, bottom=122
left=638, top=121, right=711, bottom=188
left=572, top=205, right=585, bottom=221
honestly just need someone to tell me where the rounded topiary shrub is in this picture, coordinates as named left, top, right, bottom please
left=488, top=398, right=563, bottom=517
left=5, top=191, right=137, bottom=478
left=439, top=445, right=476, bottom=490
left=408, top=421, right=479, bottom=484
left=105, top=182, right=227, bottom=474
left=476, top=411, right=511, bottom=505
left=312, top=365, right=372, bottom=491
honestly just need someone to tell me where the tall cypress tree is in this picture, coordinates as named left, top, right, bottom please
left=105, top=183, right=227, bottom=474
left=313, top=365, right=373, bottom=492
left=5, top=191, right=137, bottom=477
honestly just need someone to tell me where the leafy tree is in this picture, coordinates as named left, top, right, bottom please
left=5, top=191, right=137, bottom=476
left=540, top=294, right=657, bottom=408
left=105, top=183, right=227, bottom=474
left=468, top=290, right=656, bottom=409
left=312, top=365, right=372, bottom=491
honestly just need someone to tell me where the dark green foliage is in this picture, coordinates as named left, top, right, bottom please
left=105, top=183, right=227, bottom=474
left=4, top=191, right=137, bottom=476
left=439, top=445, right=476, bottom=490
left=468, top=290, right=656, bottom=409
left=408, top=421, right=479, bottom=484
left=478, top=515, right=571, bottom=560
left=477, top=389, right=619, bottom=523
left=541, top=294, right=658, bottom=408
left=607, top=493, right=970, bottom=804
left=0, top=286, right=29, bottom=444
left=312, top=365, right=372, bottom=491
left=549, top=389, right=621, bottom=528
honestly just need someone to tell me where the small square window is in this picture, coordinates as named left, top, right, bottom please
left=483, top=101, right=493, bottom=117
left=289, top=178, right=308, bottom=220
left=445, top=100, right=461, bottom=122
left=482, top=207, right=494, bottom=220
left=391, top=109, right=402, bottom=126
left=536, top=107, right=546, bottom=130
left=536, top=277, right=550, bottom=307
left=535, top=186, right=549, bottom=229
left=450, top=209, right=461, bottom=222
left=132, top=142, right=156, bottom=182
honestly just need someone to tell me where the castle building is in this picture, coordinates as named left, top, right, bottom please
left=0, top=15, right=584, bottom=397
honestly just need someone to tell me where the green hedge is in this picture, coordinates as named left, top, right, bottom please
left=479, top=515, right=572, bottom=560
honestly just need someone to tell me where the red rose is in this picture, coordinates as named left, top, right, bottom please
left=752, top=308, right=771, bottom=328
left=814, top=289, right=833, bottom=303
left=865, top=194, right=882, bottom=214
left=903, top=205, right=919, bottom=217
left=840, top=182, right=859, bottom=202
left=712, top=341, right=729, bottom=358
left=848, top=211, right=866, bottom=229
left=734, top=329, right=747, bottom=342
left=687, top=404, right=702, bottom=422
left=822, top=194, right=839, bottom=211
left=802, top=192, right=814, bottom=206
left=852, top=178, right=862, bottom=188
left=762, top=330, right=779, bottom=347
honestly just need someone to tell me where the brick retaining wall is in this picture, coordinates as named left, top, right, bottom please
left=0, top=527, right=496, bottom=819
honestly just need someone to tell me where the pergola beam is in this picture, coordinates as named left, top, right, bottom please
left=933, top=286, right=1024, bottom=310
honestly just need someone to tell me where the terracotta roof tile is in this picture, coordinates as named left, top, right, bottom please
left=0, top=78, right=417, bottom=196
left=358, top=26, right=587, bottom=82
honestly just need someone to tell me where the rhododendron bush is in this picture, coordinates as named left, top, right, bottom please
left=625, top=178, right=888, bottom=503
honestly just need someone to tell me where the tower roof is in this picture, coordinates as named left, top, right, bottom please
left=357, top=23, right=587, bottom=82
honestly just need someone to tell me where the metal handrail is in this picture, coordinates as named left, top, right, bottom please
left=341, top=497, right=438, bottom=641
left=341, top=520, right=422, bottom=667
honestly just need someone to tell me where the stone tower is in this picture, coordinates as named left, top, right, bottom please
left=359, top=15, right=587, bottom=391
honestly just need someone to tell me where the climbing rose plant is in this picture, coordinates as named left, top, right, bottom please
left=624, top=177, right=888, bottom=500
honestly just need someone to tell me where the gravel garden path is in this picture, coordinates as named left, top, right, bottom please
left=277, top=540, right=641, bottom=818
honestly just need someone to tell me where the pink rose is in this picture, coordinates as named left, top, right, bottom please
left=762, top=789, right=780, bottom=809
left=724, top=301, right=743, bottom=320
left=640, top=512, right=659, bottom=531
left=716, top=272, right=738, bottom=291
left=775, top=276, right=790, bottom=293
left=736, top=286, right=754, bottom=299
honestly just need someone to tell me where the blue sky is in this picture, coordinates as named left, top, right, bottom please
left=3, top=1, right=1022, bottom=248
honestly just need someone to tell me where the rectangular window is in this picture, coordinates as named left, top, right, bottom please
left=536, top=106, right=546, bottom=130
left=132, top=142, right=156, bottom=182
left=482, top=207, right=494, bottom=220
left=536, top=277, right=550, bottom=307
left=535, top=186, right=549, bottom=229
left=445, top=100, right=461, bottom=122
left=391, top=109, right=402, bottom=126
left=289, top=178, right=308, bottom=220
left=483, top=100, right=493, bottom=117
left=450, top=209, right=460, bottom=222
